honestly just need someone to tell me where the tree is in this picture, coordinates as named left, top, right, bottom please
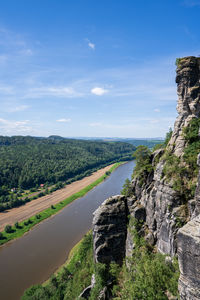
left=5, top=224, right=12, bottom=233
left=121, top=178, right=133, bottom=197
left=132, top=146, right=153, bottom=183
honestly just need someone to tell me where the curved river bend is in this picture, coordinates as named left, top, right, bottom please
left=0, top=160, right=135, bottom=300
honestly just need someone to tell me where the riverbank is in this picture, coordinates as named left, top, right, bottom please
left=0, top=162, right=122, bottom=246
left=22, top=232, right=94, bottom=300
left=0, top=160, right=135, bottom=300
left=43, top=231, right=90, bottom=286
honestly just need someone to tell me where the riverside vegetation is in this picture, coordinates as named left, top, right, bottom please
left=0, top=136, right=135, bottom=212
left=22, top=222, right=179, bottom=300
left=0, top=162, right=121, bottom=246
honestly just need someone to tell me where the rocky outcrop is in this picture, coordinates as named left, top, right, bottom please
left=92, top=57, right=200, bottom=299
left=132, top=160, right=181, bottom=256
left=169, top=56, right=200, bottom=157
left=128, top=57, right=200, bottom=256
left=177, top=215, right=200, bottom=300
left=194, top=154, right=200, bottom=216
left=93, top=195, right=128, bottom=265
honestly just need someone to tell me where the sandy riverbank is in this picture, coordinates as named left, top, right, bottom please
left=0, top=164, right=115, bottom=231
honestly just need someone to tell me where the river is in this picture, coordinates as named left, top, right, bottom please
left=0, top=160, right=135, bottom=300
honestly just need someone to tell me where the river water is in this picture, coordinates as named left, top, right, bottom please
left=0, top=160, right=135, bottom=300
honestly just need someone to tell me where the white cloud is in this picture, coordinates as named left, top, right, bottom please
left=88, top=42, right=95, bottom=50
left=56, top=118, right=71, bottom=123
left=91, top=87, right=108, bottom=96
left=0, top=118, right=31, bottom=133
left=85, top=38, right=95, bottom=50
left=154, top=108, right=160, bottom=112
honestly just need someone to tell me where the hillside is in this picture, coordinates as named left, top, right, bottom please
left=0, top=137, right=135, bottom=212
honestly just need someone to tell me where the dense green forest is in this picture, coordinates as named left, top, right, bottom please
left=0, top=136, right=135, bottom=211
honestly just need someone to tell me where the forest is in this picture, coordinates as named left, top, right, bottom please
left=0, top=136, right=135, bottom=211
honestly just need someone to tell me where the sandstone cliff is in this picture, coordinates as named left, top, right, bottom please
left=92, top=56, right=200, bottom=300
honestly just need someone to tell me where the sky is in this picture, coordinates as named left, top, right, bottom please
left=0, top=0, right=200, bottom=138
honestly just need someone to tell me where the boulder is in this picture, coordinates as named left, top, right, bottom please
left=93, top=195, right=127, bottom=265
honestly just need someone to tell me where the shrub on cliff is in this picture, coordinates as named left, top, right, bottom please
left=152, top=128, right=172, bottom=152
left=112, top=219, right=180, bottom=299
left=175, top=57, right=181, bottom=66
left=183, top=117, right=200, bottom=171
left=132, top=145, right=153, bottom=184
left=163, top=117, right=200, bottom=201
left=121, top=178, right=133, bottom=197
left=117, top=250, right=179, bottom=299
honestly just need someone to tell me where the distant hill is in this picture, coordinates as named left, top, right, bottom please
left=71, top=137, right=163, bottom=149
left=114, top=138, right=163, bottom=149
left=0, top=135, right=163, bottom=149
left=57, top=136, right=164, bottom=149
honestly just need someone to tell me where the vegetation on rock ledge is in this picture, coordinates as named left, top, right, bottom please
left=115, top=238, right=179, bottom=299
left=163, top=117, right=200, bottom=201
left=132, top=145, right=153, bottom=185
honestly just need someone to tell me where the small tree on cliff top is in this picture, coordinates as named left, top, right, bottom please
left=132, top=145, right=153, bottom=181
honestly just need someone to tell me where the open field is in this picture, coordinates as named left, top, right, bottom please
left=0, top=164, right=115, bottom=232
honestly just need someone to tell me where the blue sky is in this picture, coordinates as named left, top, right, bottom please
left=0, top=0, right=200, bottom=138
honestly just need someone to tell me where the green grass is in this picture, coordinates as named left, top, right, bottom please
left=0, top=162, right=123, bottom=246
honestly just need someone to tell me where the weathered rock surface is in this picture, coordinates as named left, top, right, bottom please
left=130, top=159, right=181, bottom=256
left=194, top=153, right=200, bottom=216
left=91, top=56, right=200, bottom=299
left=169, top=56, right=200, bottom=157
left=129, top=57, right=200, bottom=256
left=93, top=195, right=127, bottom=265
left=177, top=215, right=200, bottom=300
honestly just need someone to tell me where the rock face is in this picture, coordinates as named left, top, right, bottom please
left=131, top=160, right=181, bottom=256
left=194, top=154, right=200, bottom=216
left=129, top=57, right=200, bottom=256
left=177, top=215, right=200, bottom=300
left=93, top=195, right=128, bottom=265
left=92, top=57, right=200, bottom=299
left=169, top=56, right=200, bottom=157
